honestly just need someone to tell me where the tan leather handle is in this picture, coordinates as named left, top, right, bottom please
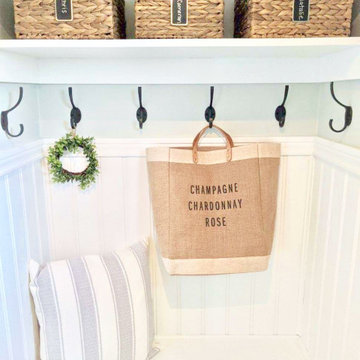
left=192, top=124, right=234, bottom=164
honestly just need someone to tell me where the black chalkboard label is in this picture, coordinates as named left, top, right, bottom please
left=293, top=0, right=309, bottom=22
left=171, top=0, right=188, bottom=26
left=56, top=0, right=73, bottom=21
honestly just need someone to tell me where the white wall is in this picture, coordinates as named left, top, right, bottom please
left=302, top=139, right=360, bottom=360
left=43, top=137, right=314, bottom=337
left=0, top=145, right=50, bottom=360
left=37, top=84, right=319, bottom=139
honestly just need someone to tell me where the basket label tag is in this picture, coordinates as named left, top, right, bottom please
left=293, top=0, right=310, bottom=22
left=171, top=0, right=188, bottom=26
left=56, top=0, right=73, bottom=21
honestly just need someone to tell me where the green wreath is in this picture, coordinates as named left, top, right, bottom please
left=47, top=133, right=99, bottom=190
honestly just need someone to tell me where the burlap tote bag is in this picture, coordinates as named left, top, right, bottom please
left=147, top=125, right=280, bottom=275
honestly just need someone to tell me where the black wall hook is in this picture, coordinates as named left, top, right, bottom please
left=68, top=87, right=82, bottom=130
left=136, top=87, right=147, bottom=129
left=1, top=87, right=24, bottom=138
left=329, top=82, right=352, bottom=133
left=205, top=86, right=216, bottom=128
left=275, top=85, right=289, bottom=128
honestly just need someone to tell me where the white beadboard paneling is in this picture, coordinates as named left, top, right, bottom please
left=98, top=157, right=126, bottom=252
left=329, top=176, right=360, bottom=360
left=0, top=256, right=12, bottom=360
left=32, top=161, right=50, bottom=261
left=227, top=273, right=253, bottom=335
left=153, top=242, right=181, bottom=336
left=180, top=276, right=204, bottom=335
left=1, top=135, right=360, bottom=359
left=296, top=156, right=314, bottom=336
left=0, top=145, right=49, bottom=360
left=302, top=161, right=323, bottom=350
left=0, top=175, right=27, bottom=360
left=314, top=170, right=347, bottom=360
left=342, top=214, right=360, bottom=360
left=122, top=157, right=152, bottom=246
left=204, top=275, right=227, bottom=335
left=307, top=164, right=335, bottom=358
left=44, top=138, right=314, bottom=338
left=276, top=156, right=311, bottom=335
left=7, top=171, right=32, bottom=359
left=252, top=157, right=287, bottom=335
left=302, top=140, right=360, bottom=360
left=76, top=183, right=101, bottom=255
left=20, top=166, right=40, bottom=260
left=48, top=179, right=79, bottom=260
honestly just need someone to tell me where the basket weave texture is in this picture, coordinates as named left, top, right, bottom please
left=135, top=0, right=224, bottom=39
left=234, top=0, right=354, bottom=38
left=14, top=0, right=126, bottom=39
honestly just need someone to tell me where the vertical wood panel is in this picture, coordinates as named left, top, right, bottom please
left=180, top=276, right=203, bottom=335
left=7, top=171, right=31, bottom=359
left=18, top=167, right=37, bottom=359
left=302, top=162, right=360, bottom=360
left=98, top=157, right=126, bottom=253
left=342, top=211, right=360, bottom=360
left=0, top=155, right=49, bottom=360
left=252, top=157, right=287, bottom=335
left=0, top=175, right=26, bottom=360
left=302, top=161, right=323, bottom=349
left=32, top=161, right=50, bottom=262
left=227, top=273, right=252, bottom=334
left=0, top=257, right=12, bottom=360
left=122, top=157, right=151, bottom=246
left=76, top=183, right=101, bottom=255
left=277, top=156, right=310, bottom=335
left=205, top=275, right=227, bottom=335
left=48, top=180, right=78, bottom=260
left=307, top=164, right=335, bottom=358
left=21, top=164, right=42, bottom=262
left=153, top=242, right=180, bottom=336
left=296, top=157, right=314, bottom=335
left=329, top=176, right=360, bottom=360
left=314, top=170, right=347, bottom=360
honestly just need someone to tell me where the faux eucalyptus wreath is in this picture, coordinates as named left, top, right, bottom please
left=47, top=133, right=99, bottom=190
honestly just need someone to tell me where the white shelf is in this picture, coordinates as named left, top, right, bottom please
left=2, top=38, right=360, bottom=58
left=0, top=38, right=360, bottom=84
left=155, top=336, right=309, bottom=360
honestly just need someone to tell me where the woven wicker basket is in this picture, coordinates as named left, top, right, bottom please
left=135, top=0, right=224, bottom=39
left=14, top=0, right=126, bottom=39
left=234, top=0, right=354, bottom=38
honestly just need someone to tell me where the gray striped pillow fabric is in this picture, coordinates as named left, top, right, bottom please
left=29, top=241, right=158, bottom=360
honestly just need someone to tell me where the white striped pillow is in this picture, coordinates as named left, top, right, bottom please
left=29, top=241, right=159, bottom=360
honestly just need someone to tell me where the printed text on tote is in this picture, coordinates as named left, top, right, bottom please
left=188, top=183, right=243, bottom=227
